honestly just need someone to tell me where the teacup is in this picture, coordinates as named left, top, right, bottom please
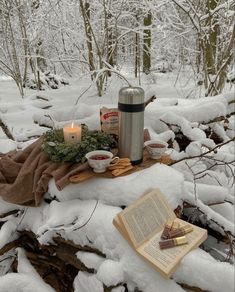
left=144, top=140, right=168, bottom=159
left=85, top=150, right=119, bottom=173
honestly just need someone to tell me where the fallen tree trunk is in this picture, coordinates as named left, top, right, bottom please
left=0, top=226, right=212, bottom=292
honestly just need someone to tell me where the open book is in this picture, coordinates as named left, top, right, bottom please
left=113, top=189, right=207, bottom=278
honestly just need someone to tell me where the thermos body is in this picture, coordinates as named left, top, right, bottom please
left=118, top=87, right=145, bottom=164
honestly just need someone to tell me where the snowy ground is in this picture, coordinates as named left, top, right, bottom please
left=0, top=73, right=234, bottom=292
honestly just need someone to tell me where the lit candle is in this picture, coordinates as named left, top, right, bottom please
left=63, top=122, right=82, bottom=144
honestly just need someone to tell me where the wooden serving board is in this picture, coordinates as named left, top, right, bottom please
left=69, top=151, right=173, bottom=184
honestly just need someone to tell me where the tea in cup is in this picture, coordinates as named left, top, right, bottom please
left=85, top=150, right=119, bottom=173
left=144, top=140, right=168, bottom=159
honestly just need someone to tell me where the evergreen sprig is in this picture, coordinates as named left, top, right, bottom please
left=42, top=126, right=115, bottom=162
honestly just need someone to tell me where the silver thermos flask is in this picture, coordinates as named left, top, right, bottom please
left=118, top=86, right=145, bottom=165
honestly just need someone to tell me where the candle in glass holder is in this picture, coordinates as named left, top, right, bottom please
left=63, top=122, right=81, bottom=144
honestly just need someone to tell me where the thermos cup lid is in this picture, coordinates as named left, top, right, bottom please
left=119, top=87, right=144, bottom=105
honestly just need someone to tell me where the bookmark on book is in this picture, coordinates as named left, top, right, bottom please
left=159, top=236, right=188, bottom=249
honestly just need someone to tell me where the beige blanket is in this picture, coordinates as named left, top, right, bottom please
left=0, top=138, right=89, bottom=206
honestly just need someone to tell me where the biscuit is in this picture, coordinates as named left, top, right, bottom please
left=108, top=163, right=131, bottom=170
left=111, top=165, right=134, bottom=176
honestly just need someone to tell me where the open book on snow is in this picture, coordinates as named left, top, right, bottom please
left=113, top=189, right=207, bottom=278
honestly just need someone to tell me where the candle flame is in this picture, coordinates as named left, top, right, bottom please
left=71, top=122, right=74, bottom=128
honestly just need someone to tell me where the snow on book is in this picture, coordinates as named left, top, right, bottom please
left=113, top=188, right=207, bottom=278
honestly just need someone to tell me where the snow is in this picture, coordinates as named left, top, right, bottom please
left=210, top=203, right=234, bottom=223
left=74, top=272, right=104, bottom=292
left=0, top=139, right=17, bottom=153
left=184, top=182, right=229, bottom=204
left=181, top=191, right=234, bottom=236
left=34, top=200, right=186, bottom=292
left=0, top=274, right=54, bottom=292
left=37, top=199, right=102, bottom=236
left=0, top=128, right=7, bottom=139
left=0, top=199, right=23, bottom=215
left=173, top=249, right=234, bottom=292
left=76, top=251, right=105, bottom=271
left=0, top=220, right=18, bottom=250
left=0, top=74, right=234, bottom=292
left=0, top=195, right=229, bottom=292
left=48, top=163, right=184, bottom=209
left=145, top=98, right=227, bottom=133
left=111, top=287, right=125, bottom=292
left=96, top=260, right=124, bottom=286
left=213, top=123, right=230, bottom=141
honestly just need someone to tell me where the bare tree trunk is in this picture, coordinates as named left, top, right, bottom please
left=79, top=0, right=96, bottom=80
left=143, top=11, right=152, bottom=75
left=79, top=0, right=104, bottom=96
left=205, top=0, right=219, bottom=74
left=7, top=10, right=24, bottom=97
left=103, top=0, right=114, bottom=77
left=16, top=6, right=28, bottom=86
left=208, top=24, right=235, bottom=95
left=203, top=0, right=221, bottom=95
left=36, top=41, right=47, bottom=73
left=135, top=32, right=139, bottom=78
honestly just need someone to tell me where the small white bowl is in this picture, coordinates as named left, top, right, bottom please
left=85, top=150, right=119, bottom=173
left=144, top=140, right=168, bottom=159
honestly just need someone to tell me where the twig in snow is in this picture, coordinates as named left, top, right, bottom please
left=160, top=119, right=180, bottom=131
left=96, top=61, right=132, bottom=87
left=145, top=95, right=157, bottom=108
left=74, top=84, right=93, bottom=105
left=0, top=119, right=14, bottom=140
left=40, top=200, right=99, bottom=235
left=73, top=200, right=99, bottom=231
left=171, top=137, right=235, bottom=165
left=44, top=114, right=56, bottom=129
left=224, top=231, right=235, bottom=262
left=183, top=200, right=235, bottom=239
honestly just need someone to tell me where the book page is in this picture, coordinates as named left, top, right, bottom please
left=137, top=218, right=207, bottom=277
left=113, top=215, right=134, bottom=247
left=119, top=189, right=176, bottom=248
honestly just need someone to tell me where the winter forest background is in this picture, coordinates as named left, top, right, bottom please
left=0, top=1, right=234, bottom=292
left=0, top=0, right=234, bottom=97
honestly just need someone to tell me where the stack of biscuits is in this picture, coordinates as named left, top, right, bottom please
left=108, top=158, right=133, bottom=176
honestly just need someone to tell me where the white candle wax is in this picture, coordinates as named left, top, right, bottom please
left=63, top=123, right=81, bottom=143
